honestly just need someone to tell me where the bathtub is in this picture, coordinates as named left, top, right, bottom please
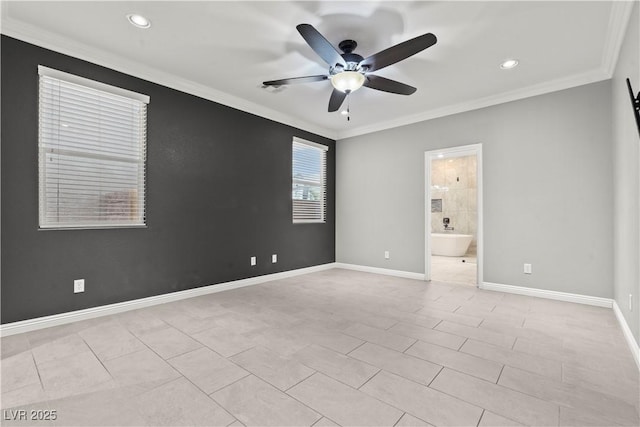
left=431, top=233, right=473, bottom=257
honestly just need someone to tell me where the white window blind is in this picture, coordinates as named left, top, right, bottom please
left=292, top=137, right=328, bottom=223
left=38, top=66, right=149, bottom=229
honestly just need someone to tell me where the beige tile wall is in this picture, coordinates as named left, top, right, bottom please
left=431, top=155, right=477, bottom=252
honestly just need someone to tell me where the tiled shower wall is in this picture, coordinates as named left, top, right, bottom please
left=431, top=155, right=477, bottom=254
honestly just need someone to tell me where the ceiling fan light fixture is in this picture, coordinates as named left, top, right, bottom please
left=331, top=71, right=365, bottom=93
left=500, top=59, right=519, bottom=69
left=127, top=13, right=151, bottom=29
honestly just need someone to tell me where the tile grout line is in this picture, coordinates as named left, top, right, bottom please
left=24, top=349, right=55, bottom=413
left=166, top=337, right=256, bottom=397
left=476, top=409, right=486, bottom=427
left=495, top=364, right=505, bottom=384
left=283, top=369, right=318, bottom=393
left=295, top=349, right=383, bottom=391
left=97, top=327, right=190, bottom=397
left=345, top=340, right=368, bottom=356
left=356, top=368, right=382, bottom=390
left=161, top=343, right=208, bottom=361
left=354, top=369, right=443, bottom=425
left=392, top=412, right=408, bottom=427
left=384, top=320, right=400, bottom=331
left=403, top=339, right=418, bottom=353
left=197, top=376, right=244, bottom=426
left=207, top=371, right=252, bottom=398
left=281, top=372, right=350, bottom=423
left=76, top=333, right=117, bottom=383
left=424, top=370, right=487, bottom=423
left=486, top=367, right=628, bottom=426
left=402, top=339, right=418, bottom=355
left=519, top=315, right=526, bottom=327
left=226, top=418, right=244, bottom=427
left=457, top=337, right=469, bottom=351
left=30, top=350, right=46, bottom=391
left=426, top=365, right=445, bottom=388
left=311, top=414, right=341, bottom=427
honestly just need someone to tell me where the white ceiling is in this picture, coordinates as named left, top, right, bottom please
left=1, top=1, right=633, bottom=139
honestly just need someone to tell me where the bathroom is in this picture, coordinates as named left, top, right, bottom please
left=430, top=153, right=478, bottom=285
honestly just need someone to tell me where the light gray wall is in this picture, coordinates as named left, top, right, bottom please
left=337, top=81, right=613, bottom=298
left=612, top=3, right=639, bottom=343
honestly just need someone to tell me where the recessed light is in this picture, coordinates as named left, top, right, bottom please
left=500, top=59, right=519, bottom=70
left=127, top=14, right=151, bottom=29
left=437, top=154, right=444, bottom=158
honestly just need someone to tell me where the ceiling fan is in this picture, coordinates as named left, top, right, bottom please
left=263, top=24, right=437, bottom=113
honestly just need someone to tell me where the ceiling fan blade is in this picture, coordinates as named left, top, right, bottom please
left=359, top=33, right=437, bottom=72
left=363, top=75, right=417, bottom=95
left=328, top=89, right=347, bottom=112
left=297, top=24, right=347, bottom=69
left=263, top=75, right=329, bottom=86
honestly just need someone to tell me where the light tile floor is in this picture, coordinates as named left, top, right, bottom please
left=431, top=255, right=477, bottom=286
left=1, top=269, right=638, bottom=426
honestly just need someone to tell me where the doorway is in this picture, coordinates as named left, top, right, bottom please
left=425, top=144, right=483, bottom=286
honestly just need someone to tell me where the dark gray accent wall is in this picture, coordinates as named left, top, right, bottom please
left=1, top=35, right=335, bottom=324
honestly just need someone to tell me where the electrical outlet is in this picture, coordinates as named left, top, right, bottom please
left=272, top=254, right=277, bottom=263
left=384, top=251, right=390, bottom=260
left=74, top=279, right=85, bottom=293
left=250, top=256, right=256, bottom=266
left=523, top=263, right=532, bottom=274
left=630, top=294, right=633, bottom=311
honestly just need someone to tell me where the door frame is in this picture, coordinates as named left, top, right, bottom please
left=425, top=143, right=483, bottom=286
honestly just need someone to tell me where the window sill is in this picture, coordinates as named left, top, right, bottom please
left=38, top=225, right=148, bottom=231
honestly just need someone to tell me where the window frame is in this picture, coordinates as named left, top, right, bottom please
left=292, top=137, right=328, bottom=224
left=37, top=65, right=149, bottom=230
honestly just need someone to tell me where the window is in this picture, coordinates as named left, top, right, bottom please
left=292, top=137, right=328, bottom=223
left=38, top=66, right=149, bottom=229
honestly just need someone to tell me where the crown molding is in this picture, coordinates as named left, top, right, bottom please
left=601, top=0, right=636, bottom=78
left=337, top=67, right=609, bottom=139
left=1, top=0, right=631, bottom=143
left=0, top=16, right=338, bottom=141
left=331, top=0, right=637, bottom=140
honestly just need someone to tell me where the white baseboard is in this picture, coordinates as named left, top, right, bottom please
left=0, top=263, right=336, bottom=337
left=4, top=262, right=635, bottom=375
left=480, top=282, right=613, bottom=308
left=334, top=263, right=425, bottom=281
left=613, top=301, right=640, bottom=370
left=479, top=282, right=640, bottom=369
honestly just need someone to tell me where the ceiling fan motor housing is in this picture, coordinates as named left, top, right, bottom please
left=336, top=40, right=364, bottom=72
left=337, top=40, right=364, bottom=72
